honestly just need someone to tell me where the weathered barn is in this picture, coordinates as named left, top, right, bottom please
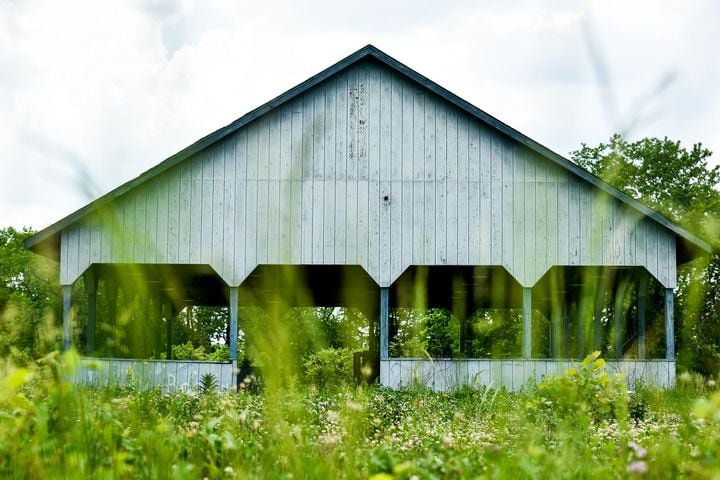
left=25, top=45, right=709, bottom=391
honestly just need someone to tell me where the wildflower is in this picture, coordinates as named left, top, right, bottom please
left=320, top=433, right=341, bottom=447
left=628, top=461, right=648, bottom=475
left=679, top=371, right=692, bottom=383
left=224, top=466, right=236, bottom=477
left=628, top=441, right=648, bottom=459
left=708, top=379, right=716, bottom=389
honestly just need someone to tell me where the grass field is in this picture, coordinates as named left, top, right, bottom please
left=1, top=351, right=720, bottom=479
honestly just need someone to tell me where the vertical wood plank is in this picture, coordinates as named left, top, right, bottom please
left=313, top=180, right=325, bottom=263
left=501, top=140, right=513, bottom=269
left=324, top=180, right=336, bottom=264
left=401, top=79, right=413, bottom=182
left=301, top=179, right=313, bottom=264
left=435, top=101, right=447, bottom=182
left=535, top=182, right=548, bottom=281
left=413, top=88, right=425, bottom=181
left=389, top=181, right=402, bottom=281
left=546, top=182, right=558, bottom=268
left=280, top=105, right=292, bottom=181
left=423, top=181, right=435, bottom=264
left=325, top=77, right=336, bottom=181
left=358, top=180, right=369, bottom=267
left=222, top=140, right=236, bottom=277
left=347, top=65, right=358, bottom=181
left=233, top=131, right=247, bottom=282
left=457, top=181, right=469, bottom=264
left=512, top=153, right=524, bottom=280
left=358, top=62, right=369, bottom=181
left=189, top=157, right=203, bottom=263
left=389, top=71, right=402, bottom=181
left=379, top=180, right=391, bottom=284
left=280, top=180, right=292, bottom=263
left=302, top=91, right=314, bottom=181
left=557, top=182, right=569, bottom=265
left=133, top=186, right=146, bottom=263
left=480, top=181, right=491, bottom=262
left=144, top=181, right=158, bottom=264
left=346, top=180, right=358, bottom=263
left=245, top=180, right=258, bottom=270
left=335, top=71, right=348, bottom=181
left=446, top=181, right=458, bottom=265
left=313, top=84, right=326, bottom=180
left=334, top=181, right=346, bottom=263
left=401, top=181, right=413, bottom=270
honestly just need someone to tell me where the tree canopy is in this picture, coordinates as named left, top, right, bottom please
left=572, top=134, right=720, bottom=374
left=572, top=134, right=720, bottom=240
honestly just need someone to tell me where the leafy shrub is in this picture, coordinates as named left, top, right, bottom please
left=303, top=347, right=353, bottom=389
left=171, top=341, right=206, bottom=360
left=207, top=344, right=231, bottom=361
left=199, top=373, right=218, bottom=394
left=528, top=352, right=628, bottom=426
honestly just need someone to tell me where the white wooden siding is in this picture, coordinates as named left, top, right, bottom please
left=381, top=358, right=675, bottom=391
left=59, top=60, right=678, bottom=289
left=74, top=358, right=236, bottom=392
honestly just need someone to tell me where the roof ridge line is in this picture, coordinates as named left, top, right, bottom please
left=25, top=44, right=712, bottom=255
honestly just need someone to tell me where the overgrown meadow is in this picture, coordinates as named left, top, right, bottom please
left=1, top=351, right=720, bottom=479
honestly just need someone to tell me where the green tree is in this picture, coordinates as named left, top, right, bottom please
left=0, top=227, right=61, bottom=361
left=571, top=135, right=720, bottom=374
left=572, top=134, right=720, bottom=233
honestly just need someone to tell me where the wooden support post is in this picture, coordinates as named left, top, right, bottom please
left=638, top=274, right=648, bottom=359
left=665, top=288, right=675, bottom=360
left=380, top=287, right=389, bottom=359
left=522, top=287, right=532, bottom=359
left=62, top=285, right=72, bottom=352
left=229, top=286, right=239, bottom=361
left=106, top=279, right=118, bottom=357
left=84, top=269, right=97, bottom=355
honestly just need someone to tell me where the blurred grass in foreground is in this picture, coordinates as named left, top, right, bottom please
left=1, top=350, right=720, bottom=479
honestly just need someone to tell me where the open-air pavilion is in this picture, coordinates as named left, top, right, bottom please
left=25, top=45, right=710, bottom=391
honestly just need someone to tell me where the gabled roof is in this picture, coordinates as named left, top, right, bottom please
left=25, top=44, right=711, bottom=260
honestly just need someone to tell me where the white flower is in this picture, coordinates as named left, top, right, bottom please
left=628, top=461, right=648, bottom=475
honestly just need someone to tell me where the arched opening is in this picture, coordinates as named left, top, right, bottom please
left=389, top=266, right=527, bottom=359
left=237, top=265, right=380, bottom=385
left=75, top=263, right=231, bottom=360
left=533, top=266, right=665, bottom=359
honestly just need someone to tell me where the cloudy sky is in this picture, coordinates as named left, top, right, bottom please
left=1, top=0, right=718, bottom=230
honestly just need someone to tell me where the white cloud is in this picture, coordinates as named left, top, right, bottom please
left=0, top=0, right=718, bottom=230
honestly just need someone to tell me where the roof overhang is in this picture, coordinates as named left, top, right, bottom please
left=24, top=45, right=713, bottom=263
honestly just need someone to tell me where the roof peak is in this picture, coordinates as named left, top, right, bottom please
left=24, top=44, right=711, bottom=258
